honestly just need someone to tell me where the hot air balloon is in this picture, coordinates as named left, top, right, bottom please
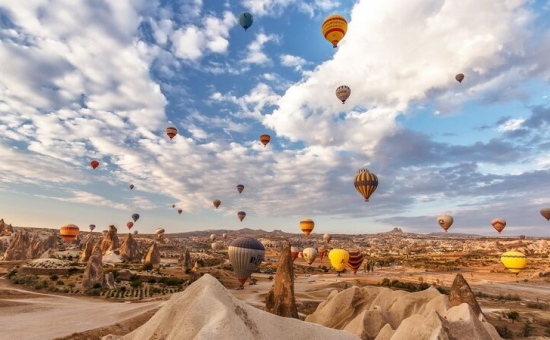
left=226, top=239, right=233, bottom=247
left=302, top=247, right=318, bottom=265
left=166, top=126, right=178, bottom=140
left=540, top=208, right=550, bottom=221
left=133, top=230, right=138, bottom=235
left=290, top=246, right=300, bottom=262
left=89, top=224, right=96, bottom=232
left=323, top=233, right=332, bottom=244
left=210, top=234, right=216, bottom=242
left=354, top=169, right=378, bottom=202
left=102, top=230, right=108, bottom=236
left=177, top=209, right=182, bottom=215
left=299, top=218, right=314, bottom=237
left=222, top=233, right=228, bottom=240
left=437, top=215, right=454, bottom=232
left=228, top=237, right=265, bottom=287
left=491, top=218, right=506, bottom=233
left=322, top=14, right=347, bottom=48
left=348, top=249, right=364, bottom=274
left=260, top=134, right=271, bottom=147
left=172, top=204, right=175, bottom=209
left=126, top=221, right=134, bottom=230
left=212, top=242, right=224, bottom=251
left=213, top=199, right=221, bottom=209
left=455, top=73, right=465, bottom=83
left=519, top=235, right=526, bottom=240
left=335, top=85, right=351, bottom=104
left=237, top=184, right=244, bottom=194
left=237, top=211, right=246, bottom=222
left=129, top=184, right=134, bottom=190
left=500, top=251, right=526, bottom=274
left=90, top=160, right=99, bottom=169
left=328, top=249, right=349, bottom=273
left=238, top=12, right=253, bottom=31
left=318, top=246, right=327, bottom=262
left=155, top=228, right=165, bottom=239
left=298, top=251, right=303, bottom=258
left=131, top=213, right=140, bottom=222
left=59, top=224, right=79, bottom=243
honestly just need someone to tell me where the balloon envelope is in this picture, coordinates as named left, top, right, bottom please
left=455, top=73, right=465, bottom=83
left=155, top=228, right=165, bottom=238
left=101, top=230, right=108, bottom=236
left=437, top=215, right=454, bottom=232
left=210, top=234, right=216, bottom=242
left=90, top=160, right=99, bottom=169
left=222, top=233, right=228, bottom=240
left=89, top=224, right=96, bottom=232
left=302, top=247, right=318, bottom=265
left=177, top=209, right=182, bottom=215
left=237, top=211, right=246, bottom=222
left=290, top=246, right=300, bottom=262
left=335, top=85, right=351, bottom=104
left=131, top=213, right=140, bottom=222
left=491, top=218, right=506, bottom=233
left=323, top=233, right=332, bottom=243
left=59, top=223, right=79, bottom=243
left=329, top=249, right=349, bottom=272
left=299, top=218, right=314, bottom=236
left=126, top=221, right=134, bottom=230
left=237, top=184, right=244, bottom=194
left=238, top=12, right=253, bottom=31
left=259, top=134, right=271, bottom=147
left=354, top=169, right=378, bottom=202
left=228, top=237, right=265, bottom=285
left=321, top=14, right=348, bottom=48
left=348, top=249, right=364, bottom=274
left=166, top=126, right=178, bottom=140
left=540, top=208, right=550, bottom=221
left=129, top=184, right=134, bottom=190
left=213, top=199, right=221, bottom=209
left=500, top=251, right=526, bottom=274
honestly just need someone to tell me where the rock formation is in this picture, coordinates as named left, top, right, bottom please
left=119, top=233, right=142, bottom=262
left=102, top=274, right=360, bottom=340
left=3, top=231, right=30, bottom=260
left=82, top=249, right=105, bottom=290
left=144, top=242, right=160, bottom=266
left=105, top=272, right=116, bottom=289
left=94, top=225, right=120, bottom=255
left=449, top=273, right=485, bottom=321
left=179, top=247, right=192, bottom=274
left=265, top=241, right=298, bottom=318
left=80, top=235, right=95, bottom=262
left=0, top=219, right=14, bottom=236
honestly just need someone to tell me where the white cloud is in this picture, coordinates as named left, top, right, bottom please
left=239, top=0, right=340, bottom=17
left=243, top=33, right=280, bottom=65
left=497, top=118, right=526, bottom=131
left=35, top=190, right=128, bottom=210
left=279, top=54, right=308, bottom=71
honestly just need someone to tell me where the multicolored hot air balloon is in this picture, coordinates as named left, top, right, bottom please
left=213, top=199, right=221, bottom=209
left=131, top=213, right=140, bottom=222
left=129, top=184, right=134, bottom=190
left=491, top=218, right=506, bottom=233
left=89, top=224, right=96, bottom=232
left=437, top=215, right=454, bottom=232
left=238, top=12, right=253, bottom=31
left=126, top=221, right=134, bottom=230
left=59, top=224, right=79, bottom=243
left=177, top=209, right=182, bottom=215
left=155, top=228, right=165, bottom=239
left=348, top=249, right=364, bottom=274
left=318, top=246, right=327, bottom=262
left=299, top=218, right=314, bottom=237
left=228, top=237, right=265, bottom=287
left=302, top=247, right=318, bottom=265
left=322, top=14, right=347, bottom=48
left=260, top=134, right=271, bottom=147
left=210, top=234, right=216, bottom=242
left=291, top=246, right=300, bottom=262
left=90, top=160, right=99, bottom=169
left=329, top=249, right=349, bottom=273
left=237, top=184, right=244, bottom=194
left=166, top=126, right=178, bottom=140
left=540, top=208, right=550, bottom=221
left=237, top=211, right=246, bottom=222
left=500, top=251, right=526, bottom=274
left=455, top=73, right=465, bottom=83
left=335, top=85, right=351, bottom=104
left=323, top=233, right=332, bottom=244
left=354, top=169, right=378, bottom=202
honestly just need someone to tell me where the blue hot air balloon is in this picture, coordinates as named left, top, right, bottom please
left=131, top=213, right=140, bottom=222
left=238, top=12, right=253, bottom=31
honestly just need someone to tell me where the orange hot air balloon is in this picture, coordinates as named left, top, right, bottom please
left=126, top=221, right=134, bottom=230
left=59, top=223, right=79, bottom=243
left=237, top=211, right=246, bottom=222
left=260, top=134, right=271, bottom=147
left=213, top=199, right=221, bottom=209
left=166, top=126, right=178, bottom=140
left=335, top=85, right=351, bottom=104
left=455, top=73, right=465, bottom=83
left=322, top=14, right=348, bottom=48
left=90, top=160, right=99, bottom=169
left=540, top=208, right=550, bottom=221
left=354, top=169, right=378, bottom=202
left=437, top=215, right=454, bottom=232
left=177, top=209, right=182, bottom=215
left=299, top=218, right=314, bottom=237
left=491, top=218, right=506, bottom=233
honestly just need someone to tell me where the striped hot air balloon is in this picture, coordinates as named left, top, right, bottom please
left=165, top=126, right=178, bottom=140
left=290, top=246, right=300, bottom=262
left=299, top=218, right=314, bottom=237
left=228, top=237, right=265, bottom=286
left=347, top=249, right=364, bottom=274
left=335, top=85, right=351, bottom=104
left=59, top=224, right=79, bottom=243
left=322, top=14, right=347, bottom=48
left=259, top=134, right=271, bottom=147
left=500, top=251, right=526, bottom=274
left=329, top=249, right=349, bottom=273
left=302, top=247, right=318, bottom=265
left=318, top=246, right=327, bottom=262
left=155, top=228, right=165, bottom=239
left=491, top=218, right=506, bottom=233
left=354, top=169, right=378, bottom=202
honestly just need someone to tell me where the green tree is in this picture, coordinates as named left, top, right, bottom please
left=506, top=311, right=519, bottom=323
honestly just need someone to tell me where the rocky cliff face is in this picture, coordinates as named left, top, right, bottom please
left=0, top=219, right=14, bottom=236
left=449, top=273, right=485, bottom=321
left=178, top=247, right=192, bottom=274
left=144, top=242, right=160, bottom=266
left=80, top=235, right=95, bottom=262
left=119, top=233, right=141, bottom=262
left=265, top=241, right=298, bottom=318
left=2, top=230, right=58, bottom=261
left=82, top=249, right=105, bottom=290
left=94, top=225, right=120, bottom=255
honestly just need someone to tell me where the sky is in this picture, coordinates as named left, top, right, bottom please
left=0, top=0, right=550, bottom=236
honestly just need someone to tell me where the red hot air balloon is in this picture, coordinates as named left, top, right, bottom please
left=491, top=218, right=506, bottom=233
left=126, top=221, right=134, bottom=230
left=90, top=160, right=99, bottom=169
left=166, top=126, right=178, bottom=140
left=177, top=209, right=182, bottom=215
left=455, top=73, right=465, bottom=83
left=259, top=134, right=271, bottom=147
left=237, top=211, right=246, bottom=222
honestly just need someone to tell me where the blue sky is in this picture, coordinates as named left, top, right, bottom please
left=0, top=0, right=549, bottom=236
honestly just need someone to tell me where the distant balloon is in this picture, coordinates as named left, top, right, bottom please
left=238, top=12, right=253, bottom=31
left=211, top=242, right=224, bottom=251
left=290, top=246, right=300, bottom=262
left=328, top=249, right=349, bottom=273
left=437, top=215, right=454, bottom=232
left=177, top=209, right=182, bottom=215
left=101, top=230, right=108, bottom=236
left=89, top=224, right=96, bottom=232
left=131, top=213, right=140, bottom=222
left=166, top=126, right=178, bottom=140
left=155, top=228, right=165, bottom=239
left=90, top=160, right=99, bottom=169
left=335, top=85, right=351, bottom=104
left=455, top=73, right=465, bottom=83
left=259, top=134, right=271, bottom=147
left=129, top=184, right=134, bottom=190
left=225, top=239, right=233, bottom=247
left=500, top=251, right=526, bottom=274
left=299, top=218, right=314, bottom=237
left=491, top=218, right=506, bottom=233
left=322, top=14, right=348, bottom=48
left=237, top=184, right=244, bottom=194
left=354, top=169, right=378, bottom=202
left=222, top=233, right=228, bottom=240
left=228, top=237, right=265, bottom=286
left=172, top=204, right=176, bottom=209
left=302, top=247, right=318, bottom=265
left=126, top=221, right=134, bottom=230
left=213, top=199, right=221, bottom=209
left=133, top=230, right=138, bottom=235
left=59, top=224, right=79, bottom=243
left=540, top=208, right=550, bottom=221
left=519, top=234, right=526, bottom=240
left=237, top=211, right=246, bottom=222
left=210, top=234, right=216, bottom=242
left=318, top=246, right=327, bottom=262
left=347, top=249, right=364, bottom=274
left=323, top=233, right=332, bottom=244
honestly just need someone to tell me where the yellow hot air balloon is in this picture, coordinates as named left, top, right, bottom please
left=299, top=218, right=315, bottom=237
left=321, top=14, right=347, bottom=48
left=500, top=251, right=526, bottom=274
left=329, top=249, right=349, bottom=273
left=354, top=169, right=378, bottom=202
